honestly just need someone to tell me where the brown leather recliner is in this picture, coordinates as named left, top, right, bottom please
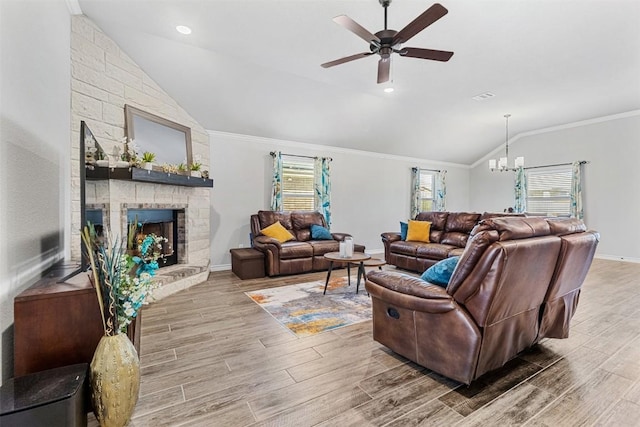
left=251, top=210, right=365, bottom=276
left=365, top=216, right=599, bottom=384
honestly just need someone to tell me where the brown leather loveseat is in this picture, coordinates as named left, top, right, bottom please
left=251, top=210, right=365, bottom=276
left=366, top=216, right=599, bottom=384
left=382, top=211, right=524, bottom=273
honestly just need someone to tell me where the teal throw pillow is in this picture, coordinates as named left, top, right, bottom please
left=400, top=221, right=408, bottom=240
left=310, top=224, right=333, bottom=240
left=421, top=256, right=460, bottom=288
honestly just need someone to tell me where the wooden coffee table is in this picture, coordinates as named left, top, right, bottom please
left=323, top=252, right=370, bottom=295
left=353, top=258, right=387, bottom=288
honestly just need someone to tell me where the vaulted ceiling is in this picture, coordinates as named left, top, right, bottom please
left=78, top=0, right=640, bottom=165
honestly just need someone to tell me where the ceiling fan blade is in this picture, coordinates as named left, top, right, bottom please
left=333, top=15, right=381, bottom=44
left=392, top=3, right=448, bottom=45
left=321, top=52, right=373, bottom=68
left=377, top=58, right=390, bottom=84
left=399, top=47, right=454, bottom=62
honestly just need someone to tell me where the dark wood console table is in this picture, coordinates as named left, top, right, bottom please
left=13, top=263, right=141, bottom=376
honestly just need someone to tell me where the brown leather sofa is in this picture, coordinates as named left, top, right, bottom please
left=366, top=216, right=599, bottom=384
left=250, top=210, right=365, bottom=276
left=382, top=211, right=524, bottom=273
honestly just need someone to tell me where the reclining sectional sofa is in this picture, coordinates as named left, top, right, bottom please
left=382, top=211, right=523, bottom=273
left=250, top=210, right=365, bottom=277
left=366, top=216, right=599, bottom=384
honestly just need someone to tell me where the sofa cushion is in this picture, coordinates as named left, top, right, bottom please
left=546, top=218, right=586, bottom=236
left=441, top=232, right=471, bottom=248
left=310, top=224, right=333, bottom=240
left=421, top=256, right=460, bottom=287
left=279, top=241, right=314, bottom=260
left=389, top=240, right=422, bottom=256
left=445, top=212, right=481, bottom=233
left=307, top=240, right=340, bottom=256
left=400, top=221, right=408, bottom=240
left=291, top=211, right=326, bottom=241
left=416, top=244, right=458, bottom=260
left=406, top=220, right=431, bottom=243
left=260, top=221, right=295, bottom=243
left=258, top=210, right=292, bottom=230
left=487, top=217, right=552, bottom=241
left=415, top=212, right=448, bottom=243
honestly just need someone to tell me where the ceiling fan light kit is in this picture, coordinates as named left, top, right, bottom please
left=489, top=114, right=525, bottom=172
left=321, top=1, right=454, bottom=84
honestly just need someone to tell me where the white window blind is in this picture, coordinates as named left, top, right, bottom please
left=282, top=156, right=315, bottom=211
left=419, top=171, right=434, bottom=211
left=526, top=167, right=572, bottom=216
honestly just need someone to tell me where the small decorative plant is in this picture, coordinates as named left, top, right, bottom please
left=190, top=161, right=201, bottom=171
left=177, top=163, right=187, bottom=174
left=141, top=152, right=156, bottom=163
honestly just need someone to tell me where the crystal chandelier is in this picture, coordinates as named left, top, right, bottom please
left=489, top=114, right=524, bottom=172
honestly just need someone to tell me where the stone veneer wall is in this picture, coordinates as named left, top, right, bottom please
left=70, top=15, right=211, bottom=269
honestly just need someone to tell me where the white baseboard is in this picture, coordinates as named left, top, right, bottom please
left=210, top=263, right=231, bottom=271
left=595, top=254, right=640, bottom=264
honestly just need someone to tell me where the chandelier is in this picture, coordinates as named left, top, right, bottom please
left=489, top=114, right=524, bottom=172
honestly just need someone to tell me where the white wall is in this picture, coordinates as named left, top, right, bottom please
left=209, top=132, right=470, bottom=268
left=469, top=112, right=640, bottom=261
left=0, top=1, right=71, bottom=384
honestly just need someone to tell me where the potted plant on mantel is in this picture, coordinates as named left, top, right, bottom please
left=141, top=151, right=156, bottom=171
left=190, top=161, right=202, bottom=177
left=81, top=224, right=166, bottom=427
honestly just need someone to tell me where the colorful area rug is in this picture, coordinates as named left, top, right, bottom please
left=245, top=276, right=372, bottom=337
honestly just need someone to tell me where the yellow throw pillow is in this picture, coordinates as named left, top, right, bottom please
left=260, top=221, right=295, bottom=243
left=406, top=220, right=431, bottom=243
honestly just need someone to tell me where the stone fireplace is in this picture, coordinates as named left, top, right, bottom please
left=85, top=177, right=211, bottom=299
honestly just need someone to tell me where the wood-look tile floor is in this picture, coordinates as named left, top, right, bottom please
left=88, top=258, right=640, bottom=426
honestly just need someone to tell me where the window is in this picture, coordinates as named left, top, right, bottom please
left=526, top=167, right=572, bottom=216
left=282, top=155, right=315, bottom=211
left=419, top=170, right=435, bottom=211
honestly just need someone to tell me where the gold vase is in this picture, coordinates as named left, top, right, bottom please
left=90, top=333, right=140, bottom=427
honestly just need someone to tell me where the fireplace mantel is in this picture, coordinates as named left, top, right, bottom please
left=86, top=166, right=213, bottom=188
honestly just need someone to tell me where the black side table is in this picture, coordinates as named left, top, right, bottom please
left=0, top=363, right=88, bottom=427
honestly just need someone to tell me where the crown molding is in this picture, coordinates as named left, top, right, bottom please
left=65, top=0, right=83, bottom=15
left=470, top=109, right=640, bottom=169
left=206, top=129, right=470, bottom=170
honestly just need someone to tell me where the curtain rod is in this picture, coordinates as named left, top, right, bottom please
left=270, top=151, right=332, bottom=161
left=412, top=167, right=443, bottom=173
left=524, top=160, right=589, bottom=170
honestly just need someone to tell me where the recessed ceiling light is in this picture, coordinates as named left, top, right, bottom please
left=384, top=87, right=394, bottom=93
left=176, top=25, right=192, bottom=35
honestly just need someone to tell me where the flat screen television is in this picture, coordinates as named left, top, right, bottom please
left=59, top=120, right=94, bottom=281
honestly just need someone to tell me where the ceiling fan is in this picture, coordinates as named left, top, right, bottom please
left=321, top=1, right=454, bottom=84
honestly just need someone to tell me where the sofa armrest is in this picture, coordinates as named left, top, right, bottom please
left=253, top=235, right=282, bottom=249
left=365, top=271, right=455, bottom=314
left=381, top=232, right=401, bottom=243
left=330, top=232, right=351, bottom=241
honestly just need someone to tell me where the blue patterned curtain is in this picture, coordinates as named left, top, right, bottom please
left=270, top=151, right=283, bottom=211
left=410, top=167, right=420, bottom=219
left=434, top=170, right=447, bottom=212
left=514, top=166, right=527, bottom=213
left=570, top=161, right=583, bottom=219
left=314, top=157, right=332, bottom=228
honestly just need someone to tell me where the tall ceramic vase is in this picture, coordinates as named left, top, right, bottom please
left=90, top=333, right=140, bottom=427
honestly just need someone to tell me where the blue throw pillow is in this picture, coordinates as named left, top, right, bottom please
left=400, top=221, right=408, bottom=240
left=310, top=224, right=333, bottom=240
left=421, top=256, right=460, bottom=288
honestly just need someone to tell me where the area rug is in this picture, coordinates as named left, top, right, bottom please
left=245, top=276, right=372, bottom=337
